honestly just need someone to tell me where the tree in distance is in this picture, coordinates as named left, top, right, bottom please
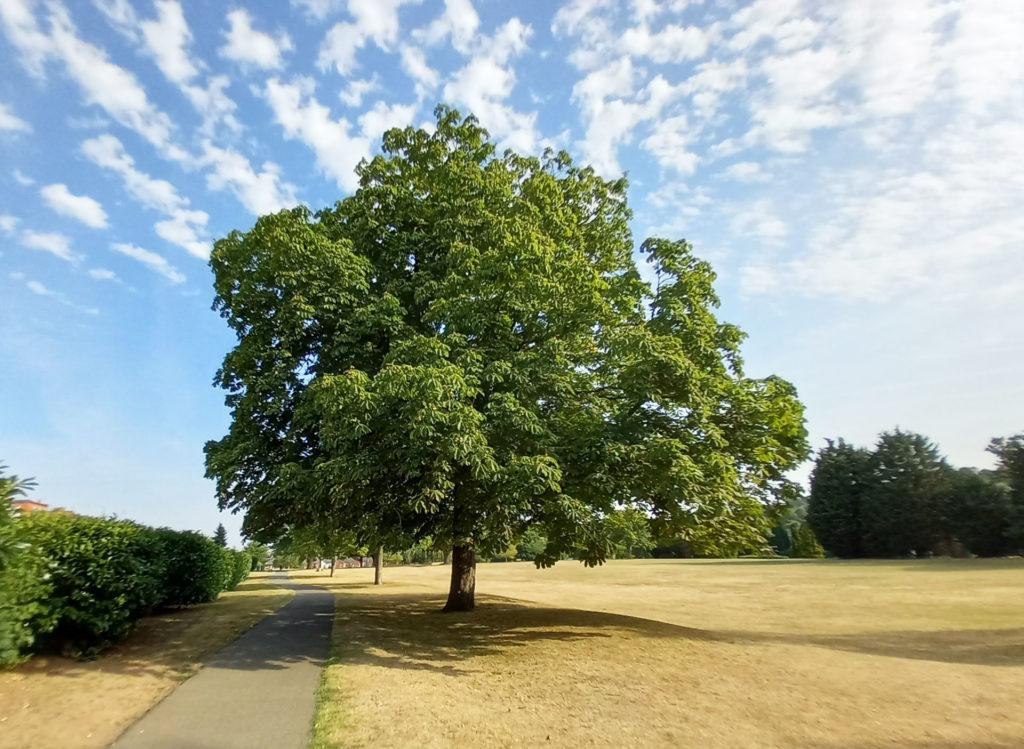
left=204, top=106, right=808, bottom=612
left=212, top=523, right=227, bottom=548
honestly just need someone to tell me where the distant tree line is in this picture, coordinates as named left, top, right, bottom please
left=808, top=430, right=1024, bottom=558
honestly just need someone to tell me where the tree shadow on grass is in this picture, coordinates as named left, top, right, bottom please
left=333, top=591, right=1024, bottom=674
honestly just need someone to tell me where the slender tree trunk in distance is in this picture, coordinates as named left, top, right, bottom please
left=443, top=548, right=451, bottom=565
left=373, top=545, right=383, bottom=585
left=330, top=557, right=336, bottom=577
left=443, top=543, right=476, bottom=612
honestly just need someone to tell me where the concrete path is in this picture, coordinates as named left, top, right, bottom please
left=113, top=573, right=334, bottom=749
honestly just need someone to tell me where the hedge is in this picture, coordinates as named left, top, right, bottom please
left=1, top=506, right=253, bottom=662
left=0, top=502, right=50, bottom=666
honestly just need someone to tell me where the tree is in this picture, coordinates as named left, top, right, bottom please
left=205, top=106, right=808, bottom=612
left=808, top=440, right=872, bottom=558
left=859, top=430, right=949, bottom=557
left=604, top=508, right=654, bottom=558
left=213, top=523, right=228, bottom=548
left=940, top=468, right=1014, bottom=557
left=244, top=540, right=269, bottom=571
left=770, top=489, right=823, bottom=558
left=988, top=434, right=1024, bottom=550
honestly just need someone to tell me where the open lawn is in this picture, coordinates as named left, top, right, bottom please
left=0, top=573, right=292, bottom=749
left=303, top=558, right=1024, bottom=748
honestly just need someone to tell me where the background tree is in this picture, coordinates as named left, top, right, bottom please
left=859, top=430, right=949, bottom=557
left=205, top=107, right=808, bottom=612
left=212, top=523, right=227, bottom=548
left=939, top=468, right=1014, bottom=557
left=604, top=508, right=655, bottom=559
left=988, top=434, right=1024, bottom=550
left=807, top=439, right=871, bottom=558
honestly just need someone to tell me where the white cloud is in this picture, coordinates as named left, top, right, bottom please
left=0, top=0, right=53, bottom=76
left=23, top=278, right=99, bottom=314
left=0, top=102, right=31, bottom=132
left=46, top=5, right=181, bottom=157
left=263, top=77, right=371, bottom=192
left=12, top=169, right=33, bottom=185
left=200, top=142, right=298, bottom=215
left=40, top=183, right=108, bottom=228
left=621, top=23, right=712, bottom=63
left=94, top=0, right=139, bottom=40
left=111, top=242, right=186, bottom=284
left=9, top=271, right=26, bottom=280
left=0, top=215, right=18, bottom=233
left=140, top=0, right=197, bottom=85
left=21, top=230, right=79, bottom=263
left=731, top=199, right=788, bottom=241
left=88, top=268, right=118, bottom=281
left=442, top=18, right=539, bottom=153
left=82, top=134, right=209, bottom=258
left=642, top=114, right=698, bottom=174
left=339, top=76, right=378, bottom=107
left=414, top=0, right=480, bottom=52
left=359, top=101, right=416, bottom=143
left=399, top=45, right=438, bottom=99
left=318, top=0, right=420, bottom=75
left=221, top=9, right=292, bottom=69
left=723, top=161, right=767, bottom=182
left=290, top=0, right=342, bottom=19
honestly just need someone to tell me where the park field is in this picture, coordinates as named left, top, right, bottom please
left=303, top=558, right=1024, bottom=748
left=0, top=573, right=292, bottom=749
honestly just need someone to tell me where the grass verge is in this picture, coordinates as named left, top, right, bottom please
left=0, top=572, right=292, bottom=749
left=302, top=558, right=1024, bottom=748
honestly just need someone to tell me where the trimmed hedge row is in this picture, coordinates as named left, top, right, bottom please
left=0, top=507, right=251, bottom=664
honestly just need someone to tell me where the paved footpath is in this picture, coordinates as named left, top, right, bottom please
left=113, top=573, right=334, bottom=749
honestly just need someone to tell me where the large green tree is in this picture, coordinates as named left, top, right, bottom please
left=205, top=107, right=807, bottom=611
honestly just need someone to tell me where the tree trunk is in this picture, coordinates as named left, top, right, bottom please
left=373, top=545, right=383, bottom=585
left=330, top=557, right=336, bottom=577
left=443, top=543, right=476, bottom=612
left=443, top=548, right=451, bottom=565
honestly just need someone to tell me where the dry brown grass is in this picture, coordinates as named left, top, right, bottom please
left=304, top=559, right=1024, bottom=749
left=0, top=573, right=292, bottom=749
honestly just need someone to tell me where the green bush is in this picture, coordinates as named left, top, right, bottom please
left=0, top=502, right=51, bottom=666
left=224, top=549, right=251, bottom=590
left=152, top=529, right=229, bottom=606
left=20, top=513, right=165, bottom=656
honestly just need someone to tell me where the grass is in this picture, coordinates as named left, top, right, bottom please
left=302, top=558, right=1024, bottom=748
left=0, top=572, right=292, bottom=749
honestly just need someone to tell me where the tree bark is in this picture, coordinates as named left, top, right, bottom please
left=373, top=545, right=383, bottom=585
left=442, top=548, right=451, bottom=565
left=330, top=557, right=336, bottom=577
left=442, top=543, right=476, bottom=612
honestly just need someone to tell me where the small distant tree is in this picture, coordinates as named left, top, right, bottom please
left=213, top=523, right=228, bottom=548
left=604, top=508, right=654, bottom=558
left=244, top=541, right=269, bottom=570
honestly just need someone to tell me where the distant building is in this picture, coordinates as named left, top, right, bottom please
left=10, top=500, right=74, bottom=515
left=11, top=499, right=50, bottom=513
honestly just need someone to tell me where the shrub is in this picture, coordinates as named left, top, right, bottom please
left=226, top=549, right=251, bottom=590
left=152, top=529, right=229, bottom=606
left=0, top=501, right=51, bottom=666
left=19, top=513, right=165, bottom=656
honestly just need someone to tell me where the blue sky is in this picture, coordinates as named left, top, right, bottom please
left=1, top=0, right=1021, bottom=545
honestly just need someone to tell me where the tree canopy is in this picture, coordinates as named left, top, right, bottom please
left=205, top=106, right=808, bottom=610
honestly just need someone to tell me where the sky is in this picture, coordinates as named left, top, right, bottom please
left=1, top=0, right=1021, bottom=545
